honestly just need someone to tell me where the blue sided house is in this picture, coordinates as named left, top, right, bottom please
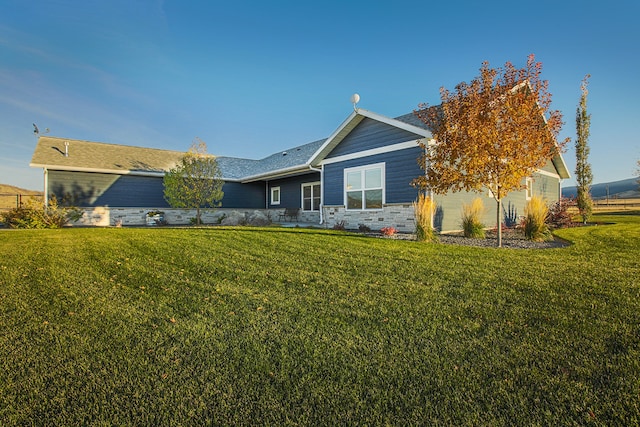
left=30, top=107, right=570, bottom=232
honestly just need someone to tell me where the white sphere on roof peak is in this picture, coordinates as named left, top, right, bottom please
left=350, top=93, right=360, bottom=104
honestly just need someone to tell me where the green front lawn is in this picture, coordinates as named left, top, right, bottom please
left=1, top=214, right=639, bottom=425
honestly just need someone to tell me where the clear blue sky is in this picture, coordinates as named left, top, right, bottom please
left=1, top=0, right=639, bottom=191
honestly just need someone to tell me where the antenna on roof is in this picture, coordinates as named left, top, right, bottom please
left=33, top=123, right=50, bottom=137
left=350, top=93, right=360, bottom=111
left=64, top=141, right=69, bottom=157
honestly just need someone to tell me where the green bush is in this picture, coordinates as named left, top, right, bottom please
left=1, top=196, right=82, bottom=229
left=523, top=196, right=553, bottom=241
left=461, top=198, right=486, bottom=238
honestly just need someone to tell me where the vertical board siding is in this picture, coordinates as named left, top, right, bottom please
left=323, top=147, right=423, bottom=205
left=326, top=118, right=424, bottom=158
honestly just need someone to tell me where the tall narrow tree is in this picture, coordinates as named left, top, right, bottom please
left=413, top=55, right=568, bottom=247
left=575, top=75, right=593, bottom=224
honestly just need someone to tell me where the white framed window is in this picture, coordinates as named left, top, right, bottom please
left=302, top=182, right=320, bottom=211
left=271, top=186, right=281, bottom=205
left=344, top=163, right=385, bottom=210
left=526, top=178, right=533, bottom=200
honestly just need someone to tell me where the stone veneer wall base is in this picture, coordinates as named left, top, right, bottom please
left=323, top=203, right=416, bottom=232
left=72, top=207, right=321, bottom=227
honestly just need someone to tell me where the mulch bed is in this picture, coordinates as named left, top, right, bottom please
left=368, top=228, right=570, bottom=249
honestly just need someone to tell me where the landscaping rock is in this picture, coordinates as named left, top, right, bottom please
left=220, top=211, right=246, bottom=226
left=247, top=210, right=271, bottom=226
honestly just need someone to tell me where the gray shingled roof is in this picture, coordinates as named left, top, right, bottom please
left=30, top=135, right=327, bottom=181
left=30, top=136, right=184, bottom=175
left=30, top=112, right=418, bottom=181
left=393, top=112, right=431, bottom=130
left=219, top=138, right=326, bottom=181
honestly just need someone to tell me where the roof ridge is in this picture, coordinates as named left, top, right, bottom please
left=38, top=136, right=186, bottom=154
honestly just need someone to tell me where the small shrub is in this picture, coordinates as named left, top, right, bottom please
left=1, top=196, right=82, bottom=229
left=547, top=197, right=574, bottom=229
left=413, top=193, right=437, bottom=242
left=380, top=226, right=397, bottom=236
left=333, top=220, right=347, bottom=231
left=461, top=198, right=486, bottom=238
left=358, top=224, right=371, bottom=233
left=523, top=196, right=553, bottom=241
left=576, top=188, right=593, bottom=224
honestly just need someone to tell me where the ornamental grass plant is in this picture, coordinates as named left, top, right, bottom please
left=413, top=193, right=437, bottom=242
left=523, top=195, right=553, bottom=241
left=461, top=197, right=486, bottom=238
left=1, top=196, right=82, bottom=229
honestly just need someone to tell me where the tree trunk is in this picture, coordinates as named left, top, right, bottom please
left=496, top=198, right=502, bottom=247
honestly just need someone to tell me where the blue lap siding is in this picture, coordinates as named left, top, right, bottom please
left=48, top=170, right=265, bottom=209
left=49, top=171, right=169, bottom=207
left=323, top=146, right=423, bottom=206
left=267, top=173, right=321, bottom=209
left=327, top=118, right=423, bottom=157
left=220, top=181, right=265, bottom=209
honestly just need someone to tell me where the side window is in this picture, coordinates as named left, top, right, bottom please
left=271, top=186, right=280, bottom=205
left=526, top=178, right=533, bottom=200
left=344, top=163, right=385, bottom=210
left=302, top=182, right=320, bottom=211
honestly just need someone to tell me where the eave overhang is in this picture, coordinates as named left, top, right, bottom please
left=239, top=165, right=317, bottom=183
left=29, top=163, right=166, bottom=177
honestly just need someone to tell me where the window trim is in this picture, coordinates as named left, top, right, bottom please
left=301, top=181, right=321, bottom=211
left=271, top=186, right=281, bottom=205
left=344, top=162, right=385, bottom=211
left=526, top=177, right=533, bottom=200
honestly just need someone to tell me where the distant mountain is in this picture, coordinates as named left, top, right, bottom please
left=562, top=178, right=640, bottom=199
left=0, top=184, right=42, bottom=195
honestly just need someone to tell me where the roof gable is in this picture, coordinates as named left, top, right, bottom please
left=308, top=109, right=432, bottom=165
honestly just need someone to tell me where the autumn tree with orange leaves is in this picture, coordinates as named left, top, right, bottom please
left=413, top=55, right=569, bottom=247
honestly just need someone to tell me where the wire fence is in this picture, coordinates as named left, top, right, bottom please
left=592, top=199, right=640, bottom=210
left=0, top=194, right=45, bottom=211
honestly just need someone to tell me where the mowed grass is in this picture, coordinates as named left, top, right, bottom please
left=1, top=214, right=639, bottom=425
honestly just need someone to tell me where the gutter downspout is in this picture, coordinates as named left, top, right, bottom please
left=43, top=167, right=48, bottom=207
left=309, top=165, right=323, bottom=224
